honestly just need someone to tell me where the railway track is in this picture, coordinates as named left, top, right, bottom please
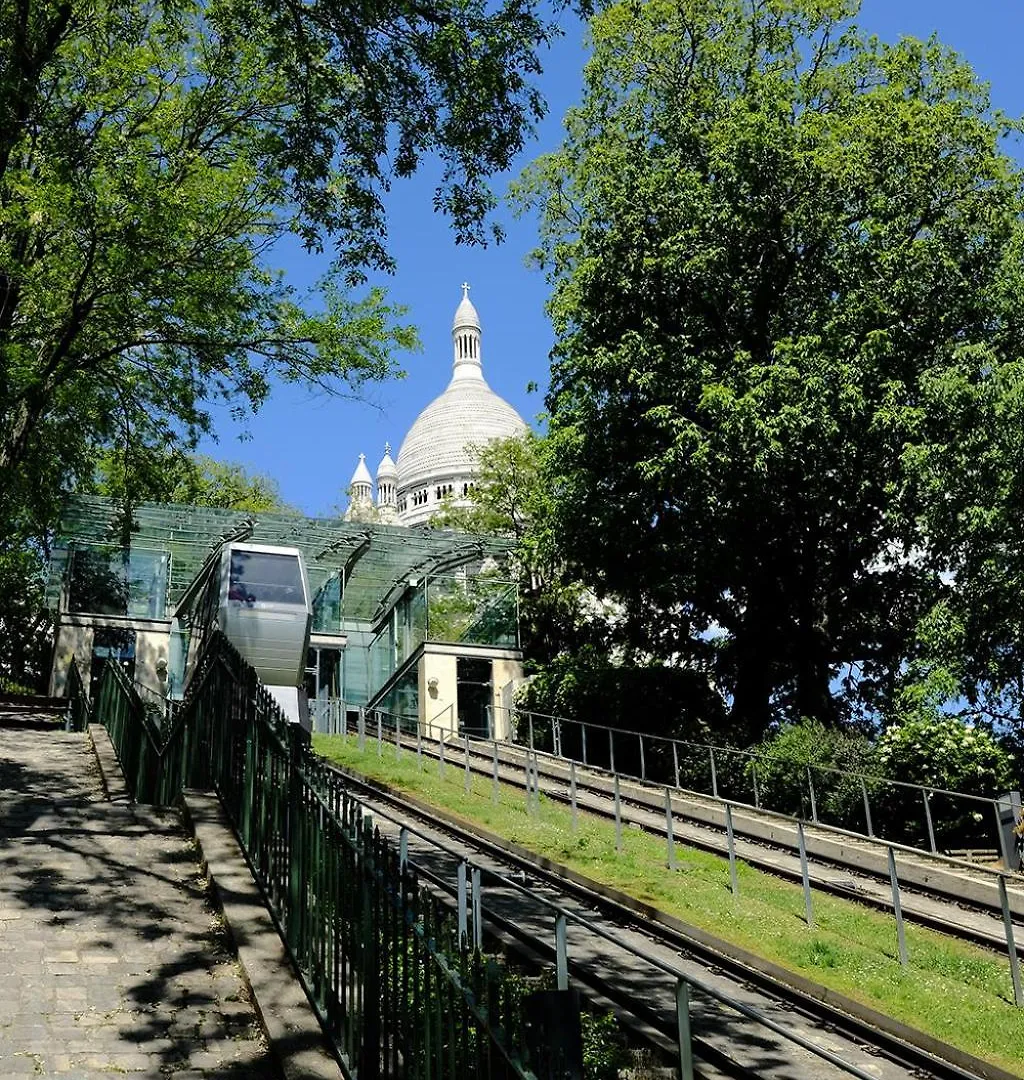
left=354, top=724, right=1024, bottom=960
left=317, top=753, right=1020, bottom=1080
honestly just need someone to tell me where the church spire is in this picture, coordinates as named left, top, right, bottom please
left=452, top=282, right=483, bottom=382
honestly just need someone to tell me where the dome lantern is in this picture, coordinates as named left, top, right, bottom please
left=452, top=282, right=483, bottom=383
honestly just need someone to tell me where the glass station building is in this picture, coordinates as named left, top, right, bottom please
left=46, top=494, right=525, bottom=736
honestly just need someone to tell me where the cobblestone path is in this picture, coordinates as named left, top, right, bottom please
left=0, top=729, right=278, bottom=1078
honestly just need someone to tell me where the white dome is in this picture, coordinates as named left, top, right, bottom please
left=396, top=285, right=528, bottom=512
left=376, top=443, right=397, bottom=479
left=396, top=380, right=527, bottom=491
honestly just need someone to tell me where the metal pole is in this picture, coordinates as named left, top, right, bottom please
left=457, top=861, right=468, bottom=948
left=416, top=724, right=423, bottom=770
left=464, top=733, right=471, bottom=794
left=673, top=741, right=681, bottom=790
left=887, top=847, right=909, bottom=967
left=582, top=724, right=588, bottom=766
left=395, top=717, right=401, bottom=760
left=533, top=751, right=541, bottom=812
left=614, top=773, right=623, bottom=853
left=998, top=876, right=1024, bottom=1007
left=710, top=748, right=718, bottom=799
left=752, top=761, right=760, bottom=809
left=555, top=913, right=568, bottom=991
left=525, top=753, right=533, bottom=816
left=438, top=733, right=445, bottom=778
left=399, top=827, right=408, bottom=872
left=376, top=712, right=382, bottom=758
left=492, top=740, right=500, bottom=804
left=798, top=822, right=813, bottom=928
left=358, top=706, right=366, bottom=751
left=570, top=759, right=578, bottom=831
left=807, top=766, right=818, bottom=823
left=528, top=712, right=534, bottom=753
left=675, top=979, right=695, bottom=1080
left=472, top=868, right=483, bottom=951
left=725, top=804, right=738, bottom=896
left=996, top=801, right=1014, bottom=870
left=861, top=777, right=874, bottom=838
left=923, top=789, right=937, bottom=854
left=609, top=729, right=616, bottom=774
left=639, top=734, right=646, bottom=782
left=665, top=788, right=676, bottom=871
left=555, top=718, right=562, bottom=758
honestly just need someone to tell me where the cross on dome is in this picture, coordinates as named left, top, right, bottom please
left=461, top=281, right=470, bottom=298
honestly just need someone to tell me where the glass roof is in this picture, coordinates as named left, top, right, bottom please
left=47, top=495, right=514, bottom=625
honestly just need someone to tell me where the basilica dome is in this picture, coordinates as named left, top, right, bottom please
left=395, top=286, right=527, bottom=526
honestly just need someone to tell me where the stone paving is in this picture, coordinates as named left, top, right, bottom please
left=0, top=729, right=279, bottom=1078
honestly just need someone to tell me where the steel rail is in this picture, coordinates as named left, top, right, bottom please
left=315, top=756, right=1006, bottom=1080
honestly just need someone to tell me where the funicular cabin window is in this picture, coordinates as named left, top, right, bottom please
left=229, top=551, right=303, bottom=605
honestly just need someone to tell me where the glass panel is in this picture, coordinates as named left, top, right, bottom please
left=426, top=575, right=518, bottom=647
left=68, top=547, right=168, bottom=618
left=312, top=573, right=342, bottom=633
left=228, top=551, right=303, bottom=605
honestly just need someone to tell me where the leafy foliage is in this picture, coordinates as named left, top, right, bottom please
left=750, top=718, right=874, bottom=823
left=0, top=0, right=560, bottom=515
left=517, top=0, right=1024, bottom=739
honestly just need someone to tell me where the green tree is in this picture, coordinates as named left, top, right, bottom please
left=518, top=0, right=1024, bottom=738
left=0, top=0, right=559, bottom=506
left=93, top=448, right=293, bottom=514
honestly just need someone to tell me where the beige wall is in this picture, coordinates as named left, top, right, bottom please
left=134, top=629, right=170, bottom=695
left=49, top=623, right=95, bottom=697
left=491, top=658, right=524, bottom=740
left=418, top=651, right=458, bottom=736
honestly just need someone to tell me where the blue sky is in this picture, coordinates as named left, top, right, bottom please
left=199, top=0, right=1024, bottom=515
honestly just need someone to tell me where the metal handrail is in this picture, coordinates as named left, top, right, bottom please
left=323, top=722, right=899, bottom=1080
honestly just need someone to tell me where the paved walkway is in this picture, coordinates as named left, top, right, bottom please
left=0, top=729, right=278, bottom=1078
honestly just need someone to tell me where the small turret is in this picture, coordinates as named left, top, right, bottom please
left=375, top=443, right=398, bottom=522
left=345, top=453, right=373, bottom=521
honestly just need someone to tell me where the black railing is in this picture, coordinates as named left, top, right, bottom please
left=94, top=632, right=536, bottom=1080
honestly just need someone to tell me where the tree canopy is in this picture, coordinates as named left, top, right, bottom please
left=0, top=0, right=561, bottom=534
left=518, top=0, right=1024, bottom=738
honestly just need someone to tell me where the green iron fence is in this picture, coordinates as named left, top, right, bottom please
left=94, top=632, right=536, bottom=1080
left=64, top=657, right=90, bottom=733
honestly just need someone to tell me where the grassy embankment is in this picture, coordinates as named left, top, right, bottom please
left=313, top=732, right=1024, bottom=1075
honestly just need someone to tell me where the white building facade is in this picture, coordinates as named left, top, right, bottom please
left=346, top=285, right=528, bottom=526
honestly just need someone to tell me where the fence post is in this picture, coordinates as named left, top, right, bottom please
left=525, top=753, right=534, bottom=816
left=438, top=733, right=445, bottom=778
left=472, top=867, right=483, bottom=951
left=639, top=734, right=646, bottom=782
left=555, top=718, right=562, bottom=758
left=399, top=827, right=409, bottom=873
left=358, top=706, right=366, bottom=751
left=416, top=724, right=423, bottom=770
left=673, top=741, right=681, bottom=790
left=395, top=717, right=402, bottom=760
left=528, top=713, right=534, bottom=753
left=675, top=979, right=695, bottom=1080
left=464, top=732, right=472, bottom=794
left=998, top=876, right=1024, bottom=1007
left=492, top=740, right=500, bottom=804
left=888, top=847, right=909, bottom=967
left=376, top=712, right=383, bottom=758
left=798, top=822, right=813, bottom=928
left=710, top=748, right=718, bottom=799
left=725, top=803, right=739, bottom=896
left=555, top=913, right=569, bottom=991
left=751, top=761, right=760, bottom=809
left=807, top=766, right=818, bottom=824
left=665, top=788, right=676, bottom=871
left=457, top=861, right=468, bottom=948
left=922, top=789, right=937, bottom=854
left=996, top=800, right=1014, bottom=870
left=609, top=729, right=616, bottom=774
left=614, top=773, right=623, bottom=852
left=570, top=759, right=578, bottom=831
left=582, top=723, right=588, bottom=766
left=861, top=777, right=874, bottom=838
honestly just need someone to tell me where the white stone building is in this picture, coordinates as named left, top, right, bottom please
left=346, top=285, right=528, bottom=525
